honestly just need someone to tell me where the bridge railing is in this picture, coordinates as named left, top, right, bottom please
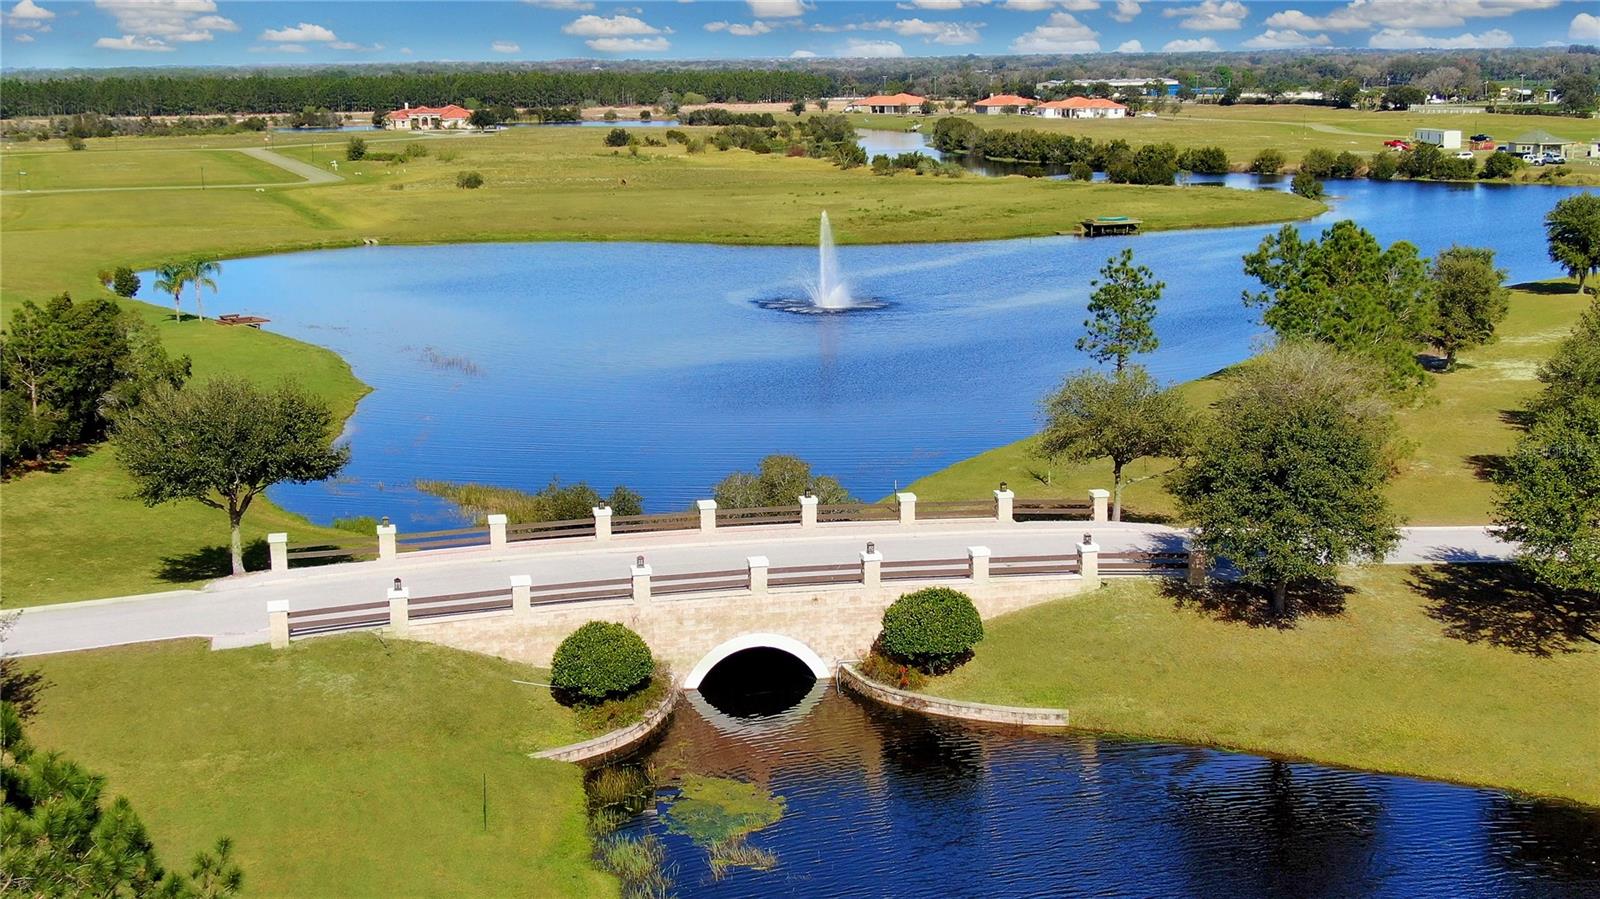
left=272, top=486, right=1115, bottom=575
left=266, top=538, right=1201, bottom=649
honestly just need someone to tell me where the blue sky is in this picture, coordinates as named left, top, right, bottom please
left=3, top=1, right=1598, bottom=68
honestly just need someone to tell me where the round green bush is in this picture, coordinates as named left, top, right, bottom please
left=878, top=587, right=983, bottom=673
left=551, top=621, right=654, bottom=704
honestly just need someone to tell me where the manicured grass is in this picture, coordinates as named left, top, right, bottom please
left=0, top=306, right=368, bottom=607
left=924, top=565, right=1600, bottom=805
left=24, top=636, right=617, bottom=897
left=908, top=282, right=1593, bottom=524
left=1, top=146, right=297, bottom=190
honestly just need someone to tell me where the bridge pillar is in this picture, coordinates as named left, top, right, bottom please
left=1089, top=489, right=1110, bottom=524
left=994, top=486, right=1015, bottom=524
left=1187, top=548, right=1208, bottom=588
left=267, top=600, right=290, bottom=649
left=697, top=499, right=718, bottom=534
left=747, top=555, right=769, bottom=594
left=593, top=505, right=613, bottom=542
left=377, top=522, right=398, bottom=560
left=968, top=546, right=990, bottom=584
left=1077, top=538, right=1100, bottom=590
left=487, top=514, right=508, bottom=550
left=860, top=545, right=883, bottom=588
left=387, top=582, right=411, bottom=636
left=267, top=532, right=289, bottom=573
left=799, top=493, right=818, bottom=529
left=510, top=574, right=532, bottom=616
left=631, top=558, right=653, bottom=605
left=897, top=492, right=917, bottom=526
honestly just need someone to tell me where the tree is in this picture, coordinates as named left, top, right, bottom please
left=712, top=454, right=850, bottom=509
left=1242, top=220, right=1433, bottom=392
left=154, top=261, right=187, bottom=321
left=1, top=702, right=243, bottom=898
left=788, top=99, right=806, bottom=116
left=1381, top=84, right=1425, bottom=110
left=1480, top=152, right=1525, bottom=179
left=1039, top=366, right=1194, bottom=521
left=344, top=136, right=366, bottom=160
left=1553, top=73, right=1597, bottom=115
left=184, top=257, right=220, bottom=322
left=112, top=266, right=141, bottom=298
left=468, top=107, right=500, bottom=129
left=1425, top=246, right=1509, bottom=370
left=1496, top=396, right=1600, bottom=598
left=1534, top=303, right=1600, bottom=414
left=114, top=378, right=350, bottom=576
left=1169, top=344, right=1402, bottom=617
left=1544, top=193, right=1600, bottom=295
left=603, top=127, right=629, bottom=147
left=1249, top=148, right=1285, bottom=174
left=1290, top=171, right=1324, bottom=199
left=0, top=614, right=48, bottom=721
left=1331, top=78, right=1362, bottom=109
left=1076, top=248, right=1163, bottom=372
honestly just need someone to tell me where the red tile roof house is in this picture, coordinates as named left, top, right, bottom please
left=1037, top=97, right=1129, bottom=119
left=973, top=94, right=1038, bottom=115
left=847, top=93, right=928, bottom=114
left=384, top=103, right=473, bottom=130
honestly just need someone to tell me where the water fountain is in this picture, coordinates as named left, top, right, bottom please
left=756, top=211, right=889, bottom=315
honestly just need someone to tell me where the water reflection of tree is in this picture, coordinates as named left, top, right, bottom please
left=1164, top=757, right=1386, bottom=898
left=1483, top=795, right=1600, bottom=888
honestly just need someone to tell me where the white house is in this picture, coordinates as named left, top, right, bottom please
left=973, top=94, right=1038, bottom=115
left=845, top=93, right=927, bottom=114
left=384, top=103, right=472, bottom=130
left=1036, top=97, right=1129, bottom=119
left=1413, top=128, right=1462, bottom=149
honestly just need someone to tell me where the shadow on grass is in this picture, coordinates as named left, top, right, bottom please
left=1466, top=453, right=1513, bottom=484
left=1409, top=563, right=1600, bottom=656
left=1160, top=578, right=1351, bottom=629
left=156, top=538, right=269, bottom=583
left=1511, top=280, right=1582, bottom=297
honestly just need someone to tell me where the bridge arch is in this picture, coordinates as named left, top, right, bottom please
left=682, top=632, right=832, bottom=689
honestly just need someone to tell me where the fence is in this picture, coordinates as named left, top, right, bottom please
left=269, top=487, right=1115, bottom=574
left=266, top=538, right=1202, bottom=648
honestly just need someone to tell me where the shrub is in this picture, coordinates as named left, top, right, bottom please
left=456, top=170, right=484, bottom=189
left=1291, top=170, right=1324, bottom=199
left=878, top=587, right=983, bottom=673
left=1481, top=152, right=1525, bottom=179
left=400, top=142, right=429, bottom=161
left=1330, top=151, right=1364, bottom=179
left=345, top=136, right=366, bottom=161
left=664, top=129, right=687, bottom=144
left=1069, top=160, right=1094, bottom=181
left=1432, top=156, right=1476, bottom=181
left=551, top=621, right=654, bottom=704
left=1367, top=150, right=1400, bottom=181
left=1177, top=145, right=1228, bottom=175
left=1299, top=147, right=1336, bottom=178
left=603, top=110, right=618, bottom=121
left=111, top=266, right=140, bottom=297
left=603, top=127, right=630, bottom=147
left=65, top=134, right=86, bottom=151
left=433, top=147, right=458, bottom=163
left=870, top=154, right=892, bottom=175
left=1249, top=148, right=1285, bottom=174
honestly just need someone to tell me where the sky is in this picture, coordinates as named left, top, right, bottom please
left=2, top=0, right=1598, bottom=69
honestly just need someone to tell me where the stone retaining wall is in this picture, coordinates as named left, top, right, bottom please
left=532, top=689, right=680, bottom=765
left=837, top=664, right=1070, bottom=727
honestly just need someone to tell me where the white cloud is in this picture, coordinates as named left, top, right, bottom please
left=7, top=0, right=52, bottom=21
left=896, top=0, right=988, bottom=7
left=331, top=40, right=383, bottom=51
left=705, top=19, right=774, bottom=35
left=523, top=0, right=595, bottom=8
left=1009, top=10, right=1098, bottom=52
left=1368, top=26, right=1513, bottom=47
left=1002, top=0, right=1098, bottom=10
left=884, top=17, right=983, bottom=43
left=192, top=14, right=236, bottom=32
left=1110, top=0, right=1141, bottom=22
left=1266, top=1, right=1557, bottom=34
left=585, top=35, right=670, bottom=52
left=262, top=22, right=337, bottom=42
left=1242, top=27, right=1331, bottom=47
left=838, top=37, right=905, bottom=56
left=95, top=33, right=174, bottom=50
left=748, top=0, right=806, bottom=17
left=1571, top=12, right=1600, bottom=41
left=790, top=48, right=817, bottom=56
left=491, top=40, right=521, bottom=52
left=13, top=31, right=33, bottom=41
left=1163, top=36, right=1221, bottom=50
left=562, top=13, right=661, bottom=35
left=1163, top=0, right=1246, bottom=30
left=1116, top=38, right=1142, bottom=51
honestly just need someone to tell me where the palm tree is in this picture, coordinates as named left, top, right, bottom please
left=185, top=257, right=221, bottom=321
left=153, top=262, right=188, bottom=322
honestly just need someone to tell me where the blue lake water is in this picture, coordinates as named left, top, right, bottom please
left=139, top=179, right=1592, bottom=527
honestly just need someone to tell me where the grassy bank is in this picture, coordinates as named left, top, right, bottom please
left=908, top=281, right=1593, bottom=524
left=924, top=565, right=1600, bottom=805
left=25, top=636, right=618, bottom=897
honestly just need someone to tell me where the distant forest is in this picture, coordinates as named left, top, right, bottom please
left=1, top=46, right=1595, bottom=118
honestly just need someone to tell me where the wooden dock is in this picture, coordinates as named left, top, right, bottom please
left=1080, top=216, right=1142, bottom=237
left=217, top=314, right=270, bottom=328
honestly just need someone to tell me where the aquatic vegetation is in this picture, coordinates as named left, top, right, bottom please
left=707, top=839, right=778, bottom=880
left=596, top=834, right=675, bottom=898
left=664, top=775, right=785, bottom=846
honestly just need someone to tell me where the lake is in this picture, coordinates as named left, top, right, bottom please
left=136, top=177, right=1591, bottom=526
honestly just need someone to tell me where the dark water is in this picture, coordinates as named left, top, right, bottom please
left=613, top=683, right=1600, bottom=897
left=136, top=171, right=1594, bottom=527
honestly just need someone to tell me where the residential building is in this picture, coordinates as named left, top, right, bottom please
left=1504, top=130, right=1586, bottom=158
left=1036, top=97, right=1129, bottom=119
left=384, top=103, right=472, bottom=130
left=973, top=94, right=1038, bottom=115
left=846, top=93, right=927, bottom=114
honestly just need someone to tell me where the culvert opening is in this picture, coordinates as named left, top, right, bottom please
left=696, top=647, right=818, bottom=718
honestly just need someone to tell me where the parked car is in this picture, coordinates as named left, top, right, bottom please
left=1470, top=133, right=1491, bottom=142
left=1383, top=139, right=1411, bottom=150
left=1536, top=152, right=1567, bottom=166
left=1454, top=150, right=1475, bottom=160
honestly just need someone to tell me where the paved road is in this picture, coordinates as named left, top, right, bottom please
left=0, top=147, right=341, bottom=196
left=2, top=522, right=1510, bottom=658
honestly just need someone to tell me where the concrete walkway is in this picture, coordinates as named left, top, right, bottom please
left=2, top=522, right=1510, bottom=658
left=0, top=147, right=342, bottom=196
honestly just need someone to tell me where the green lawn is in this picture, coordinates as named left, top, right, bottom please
left=0, top=306, right=368, bottom=607
left=1, top=146, right=298, bottom=191
left=908, top=282, right=1593, bottom=524
left=924, top=565, right=1600, bottom=805
left=25, top=636, right=618, bottom=898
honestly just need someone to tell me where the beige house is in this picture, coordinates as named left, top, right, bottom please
left=383, top=103, right=472, bottom=130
